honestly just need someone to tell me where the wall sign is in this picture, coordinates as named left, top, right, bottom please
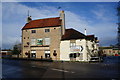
left=70, top=45, right=83, bottom=52
left=37, top=39, right=43, bottom=45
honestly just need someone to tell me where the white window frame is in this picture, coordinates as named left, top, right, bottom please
left=70, top=42, right=76, bottom=47
left=70, top=40, right=76, bottom=47
left=44, top=38, right=50, bottom=45
left=31, top=50, right=36, bottom=53
left=45, top=50, right=50, bottom=54
left=31, top=39, right=36, bottom=45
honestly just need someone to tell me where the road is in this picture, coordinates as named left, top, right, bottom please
left=2, top=56, right=120, bottom=80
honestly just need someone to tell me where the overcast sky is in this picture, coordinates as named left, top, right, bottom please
left=1, top=2, right=119, bottom=49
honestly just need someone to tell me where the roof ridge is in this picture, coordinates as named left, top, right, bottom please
left=22, top=16, right=61, bottom=30
left=33, top=17, right=60, bottom=21
left=66, top=28, right=85, bottom=36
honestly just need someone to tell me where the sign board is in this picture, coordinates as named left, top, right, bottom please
left=70, top=45, right=83, bottom=52
left=37, top=39, right=43, bottom=45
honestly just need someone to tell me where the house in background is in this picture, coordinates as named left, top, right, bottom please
left=99, top=47, right=120, bottom=56
left=0, top=49, right=12, bottom=58
left=21, top=10, right=99, bottom=61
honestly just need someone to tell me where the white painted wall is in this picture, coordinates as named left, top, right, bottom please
left=60, top=39, right=99, bottom=61
left=76, top=39, right=88, bottom=61
left=60, top=39, right=88, bottom=61
left=60, top=40, right=70, bottom=61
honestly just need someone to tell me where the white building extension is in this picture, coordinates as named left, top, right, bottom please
left=60, top=28, right=99, bottom=61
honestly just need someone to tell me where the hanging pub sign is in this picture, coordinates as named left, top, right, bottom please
left=70, top=45, right=83, bottom=52
left=53, top=50, right=57, bottom=56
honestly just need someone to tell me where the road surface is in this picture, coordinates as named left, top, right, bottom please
left=2, top=56, right=120, bottom=80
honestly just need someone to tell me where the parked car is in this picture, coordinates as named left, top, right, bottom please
left=89, top=57, right=103, bottom=62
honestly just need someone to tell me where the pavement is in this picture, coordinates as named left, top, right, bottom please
left=1, top=56, right=120, bottom=80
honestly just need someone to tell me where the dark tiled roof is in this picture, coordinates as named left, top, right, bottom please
left=61, top=28, right=86, bottom=40
left=22, top=17, right=61, bottom=30
left=86, top=35, right=95, bottom=41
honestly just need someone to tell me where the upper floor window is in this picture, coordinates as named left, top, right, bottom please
left=45, top=29, right=50, bottom=32
left=44, top=38, right=50, bottom=45
left=70, top=40, right=76, bottom=47
left=31, top=39, right=36, bottom=45
left=31, top=30, right=36, bottom=33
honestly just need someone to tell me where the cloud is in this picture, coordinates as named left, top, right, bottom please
left=2, top=2, right=59, bottom=49
left=2, top=2, right=117, bottom=49
left=92, top=4, right=113, bottom=21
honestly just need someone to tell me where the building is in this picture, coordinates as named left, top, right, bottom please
left=60, top=29, right=99, bottom=61
left=0, top=49, right=12, bottom=57
left=22, top=10, right=99, bottom=61
left=22, top=11, right=65, bottom=60
left=99, top=47, right=120, bottom=56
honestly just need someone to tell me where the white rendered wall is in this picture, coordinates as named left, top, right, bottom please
left=60, top=40, right=70, bottom=61
left=76, top=39, right=88, bottom=61
left=60, top=39, right=88, bottom=61
left=60, top=39, right=99, bottom=61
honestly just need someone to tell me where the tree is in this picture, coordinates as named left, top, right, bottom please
left=12, top=44, right=21, bottom=58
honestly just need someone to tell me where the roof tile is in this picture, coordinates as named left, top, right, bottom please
left=22, top=17, right=61, bottom=29
left=62, top=28, right=86, bottom=40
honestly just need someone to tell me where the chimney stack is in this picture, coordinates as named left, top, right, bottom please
left=27, top=10, right=32, bottom=23
left=27, top=16, right=32, bottom=23
left=60, top=10, right=65, bottom=35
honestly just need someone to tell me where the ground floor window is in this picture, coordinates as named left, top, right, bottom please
left=44, top=50, right=50, bottom=58
left=69, top=53, right=80, bottom=58
left=31, top=50, right=36, bottom=58
left=69, top=53, right=82, bottom=61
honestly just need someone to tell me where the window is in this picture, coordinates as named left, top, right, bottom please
left=69, top=53, right=80, bottom=58
left=45, top=29, right=50, bottom=32
left=44, top=38, right=50, bottom=45
left=37, top=39, right=43, bottom=45
left=70, top=42, right=76, bottom=47
left=31, top=30, right=36, bottom=33
left=70, top=40, right=76, bottom=47
left=31, top=50, right=36, bottom=58
left=31, top=50, right=36, bottom=53
left=69, top=53, right=76, bottom=58
left=45, top=50, right=50, bottom=58
left=31, top=39, right=36, bottom=45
